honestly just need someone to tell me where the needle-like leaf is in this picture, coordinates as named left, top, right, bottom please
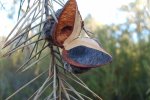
left=21, top=53, right=49, bottom=72
left=66, top=88, right=93, bottom=100
left=3, top=39, right=44, bottom=57
left=16, top=44, right=48, bottom=72
left=4, top=0, right=39, bottom=42
left=63, top=73, right=103, bottom=100
left=5, top=70, right=48, bottom=100
left=60, top=79, right=70, bottom=100
left=62, top=79, right=84, bottom=100
left=28, top=81, right=53, bottom=100
left=33, top=77, right=51, bottom=100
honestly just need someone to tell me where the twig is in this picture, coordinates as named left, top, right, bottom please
left=45, top=0, right=49, bottom=17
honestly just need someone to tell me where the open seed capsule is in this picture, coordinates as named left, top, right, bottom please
left=62, top=38, right=112, bottom=68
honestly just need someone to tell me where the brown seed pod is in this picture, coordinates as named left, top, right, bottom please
left=62, top=38, right=112, bottom=68
left=52, top=0, right=82, bottom=47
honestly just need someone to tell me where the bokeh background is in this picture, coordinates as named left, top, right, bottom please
left=0, top=0, right=150, bottom=100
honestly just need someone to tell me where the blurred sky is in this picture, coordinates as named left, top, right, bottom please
left=0, top=0, right=135, bottom=36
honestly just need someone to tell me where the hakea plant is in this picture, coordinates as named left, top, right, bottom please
left=1, top=0, right=112, bottom=99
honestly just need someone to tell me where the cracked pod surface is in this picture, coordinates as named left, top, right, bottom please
left=62, top=38, right=112, bottom=68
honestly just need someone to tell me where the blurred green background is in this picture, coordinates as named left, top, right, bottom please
left=0, top=0, right=150, bottom=100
